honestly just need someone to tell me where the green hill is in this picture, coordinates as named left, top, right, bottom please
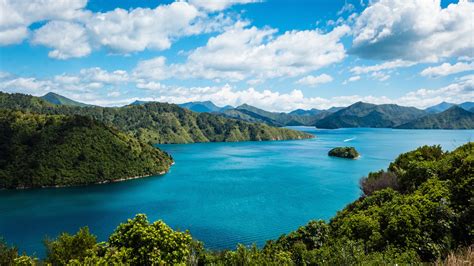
left=0, top=110, right=173, bottom=189
left=41, top=92, right=89, bottom=107
left=397, top=106, right=474, bottom=129
left=315, top=102, right=427, bottom=129
left=0, top=92, right=312, bottom=144
left=222, top=104, right=326, bottom=126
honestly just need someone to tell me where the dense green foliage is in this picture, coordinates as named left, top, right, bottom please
left=328, top=146, right=360, bottom=159
left=315, top=102, right=427, bottom=129
left=0, top=110, right=173, bottom=188
left=1, top=142, right=472, bottom=264
left=40, top=92, right=90, bottom=107
left=397, top=106, right=474, bottom=129
left=0, top=92, right=312, bottom=144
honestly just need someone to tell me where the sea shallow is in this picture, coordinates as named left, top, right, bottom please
left=0, top=127, right=473, bottom=257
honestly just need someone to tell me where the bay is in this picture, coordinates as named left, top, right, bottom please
left=0, top=127, right=472, bottom=257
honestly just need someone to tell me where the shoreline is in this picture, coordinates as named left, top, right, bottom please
left=7, top=163, right=174, bottom=190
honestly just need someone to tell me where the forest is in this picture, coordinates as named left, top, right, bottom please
left=0, top=92, right=312, bottom=144
left=0, top=110, right=173, bottom=188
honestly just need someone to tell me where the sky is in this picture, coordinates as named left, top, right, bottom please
left=0, top=0, right=473, bottom=112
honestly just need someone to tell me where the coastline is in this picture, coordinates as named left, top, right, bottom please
left=7, top=163, right=174, bottom=190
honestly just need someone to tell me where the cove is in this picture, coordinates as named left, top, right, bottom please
left=1, top=127, right=473, bottom=257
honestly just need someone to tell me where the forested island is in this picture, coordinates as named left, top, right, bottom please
left=0, top=110, right=173, bottom=189
left=2, top=142, right=472, bottom=264
left=0, top=92, right=312, bottom=144
left=328, top=147, right=360, bottom=159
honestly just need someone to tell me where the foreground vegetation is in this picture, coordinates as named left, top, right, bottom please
left=0, top=110, right=173, bottom=189
left=0, top=92, right=312, bottom=144
left=1, top=142, right=472, bottom=264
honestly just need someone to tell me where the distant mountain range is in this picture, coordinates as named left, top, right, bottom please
left=38, top=92, right=474, bottom=129
left=178, top=101, right=233, bottom=113
left=424, top=101, right=474, bottom=113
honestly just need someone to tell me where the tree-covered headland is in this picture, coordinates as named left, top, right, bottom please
left=0, top=110, right=173, bottom=189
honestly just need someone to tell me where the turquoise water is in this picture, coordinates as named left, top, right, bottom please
left=0, top=127, right=473, bottom=257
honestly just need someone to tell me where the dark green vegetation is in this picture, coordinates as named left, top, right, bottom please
left=328, top=147, right=360, bottom=159
left=222, top=104, right=328, bottom=127
left=0, top=92, right=312, bottom=144
left=397, top=106, right=474, bottom=129
left=2, top=142, right=472, bottom=264
left=40, top=92, right=90, bottom=107
left=315, top=102, right=427, bottom=129
left=0, top=110, right=173, bottom=189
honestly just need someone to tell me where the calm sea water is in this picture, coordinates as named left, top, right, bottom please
left=0, top=127, right=472, bottom=257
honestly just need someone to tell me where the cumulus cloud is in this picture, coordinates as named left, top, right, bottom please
left=296, top=74, right=333, bottom=87
left=0, top=0, right=87, bottom=45
left=1, top=0, right=234, bottom=58
left=351, top=0, right=474, bottom=61
left=133, top=22, right=350, bottom=81
left=32, top=21, right=91, bottom=59
left=188, top=0, right=259, bottom=12
left=420, top=62, right=474, bottom=78
left=85, top=2, right=201, bottom=53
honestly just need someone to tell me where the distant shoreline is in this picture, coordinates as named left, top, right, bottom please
left=7, top=167, right=172, bottom=190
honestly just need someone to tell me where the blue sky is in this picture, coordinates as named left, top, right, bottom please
left=0, top=0, right=472, bottom=111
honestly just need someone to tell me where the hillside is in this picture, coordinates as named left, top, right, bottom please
left=315, top=102, right=427, bottom=129
left=222, top=104, right=326, bottom=126
left=0, top=110, right=173, bottom=189
left=397, top=105, right=474, bottom=129
left=0, top=92, right=312, bottom=144
left=41, top=92, right=89, bottom=107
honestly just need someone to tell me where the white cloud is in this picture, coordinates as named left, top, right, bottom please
left=337, top=3, right=355, bottom=16
left=79, top=68, right=130, bottom=84
left=0, top=26, right=28, bottom=45
left=133, top=56, right=170, bottom=80
left=2, top=1, right=234, bottom=58
left=397, top=74, right=474, bottom=108
left=370, top=71, right=390, bottom=82
left=85, top=2, right=201, bottom=53
left=2, top=71, right=473, bottom=111
left=32, top=21, right=91, bottom=59
left=0, top=0, right=87, bottom=45
left=350, top=60, right=416, bottom=75
left=133, top=22, right=350, bottom=81
left=351, top=0, right=474, bottom=61
left=296, top=74, right=333, bottom=87
left=420, top=62, right=474, bottom=78
left=188, top=0, right=259, bottom=12
left=348, top=75, right=360, bottom=82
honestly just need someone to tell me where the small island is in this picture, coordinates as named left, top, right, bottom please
left=328, top=147, right=360, bottom=159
